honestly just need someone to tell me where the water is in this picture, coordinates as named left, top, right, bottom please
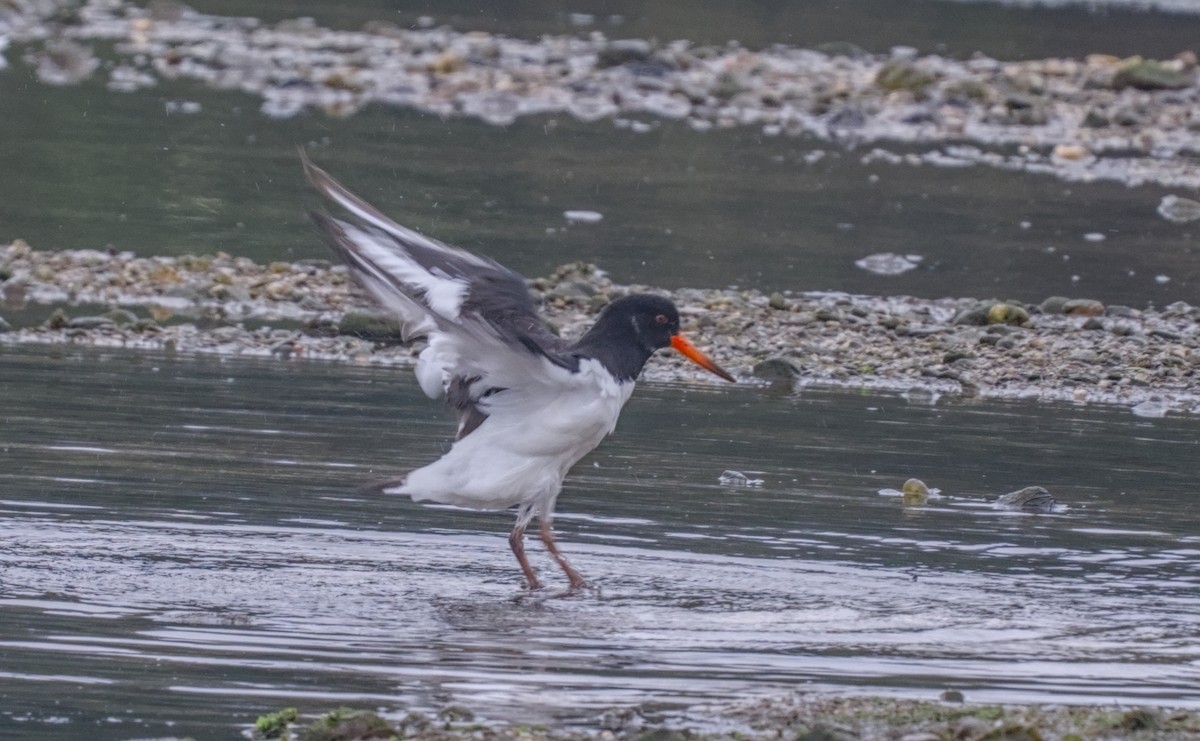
left=188, top=0, right=1200, bottom=60
left=3, top=2, right=1200, bottom=735
left=2, top=346, right=1199, bottom=739
left=2, top=5, right=1199, bottom=307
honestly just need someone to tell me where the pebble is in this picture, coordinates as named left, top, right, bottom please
left=752, top=356, right=802, bottom=382
left=1062, top=298, right=1106, bottom=316
left=2, top=241, right=1199, bottom=413
left=1158, top=195, right=1200, bottom=223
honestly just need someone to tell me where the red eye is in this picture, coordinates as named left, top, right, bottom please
left=655, top=314, right=669, bottom=325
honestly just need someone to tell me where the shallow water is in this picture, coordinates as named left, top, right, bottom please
left=188, top=0, right=1200, bottom=60
left=2, top=4, right=1199, bottom=307
left=2, top=346, right=1198, bottom=738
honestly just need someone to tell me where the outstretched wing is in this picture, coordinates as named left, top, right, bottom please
left=301, top=151, right=576, bottom=438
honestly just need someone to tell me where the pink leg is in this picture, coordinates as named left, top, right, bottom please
left=539, top=520, right=588, bottom=591
left=508, top=523, right=540, bottom=590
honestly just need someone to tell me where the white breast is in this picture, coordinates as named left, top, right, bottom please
left=396, top=359, right=635, bottom=511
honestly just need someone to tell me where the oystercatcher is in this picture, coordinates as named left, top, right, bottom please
left=302, top=152, right=735, bottom=591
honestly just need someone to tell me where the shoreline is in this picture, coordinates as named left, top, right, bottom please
left=244, top=694, right=1200, bottom=740
left=2, top=241, right=1197, bottom=415
left=4, top=1, right=1200, bottom=190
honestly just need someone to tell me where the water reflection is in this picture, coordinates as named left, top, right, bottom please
left=1, top=346, right=1198, bottom=739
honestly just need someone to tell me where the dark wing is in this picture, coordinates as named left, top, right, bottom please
left=301, top=150, right=575, bottom=438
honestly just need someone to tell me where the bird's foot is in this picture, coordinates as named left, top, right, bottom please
left=513, top=580, right=597, bottom=602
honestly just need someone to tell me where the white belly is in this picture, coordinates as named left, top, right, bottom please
left=395, top=359, right=634, bottom=511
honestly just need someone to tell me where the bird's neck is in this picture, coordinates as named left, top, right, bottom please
left=570, top=323, right=655, bottom=383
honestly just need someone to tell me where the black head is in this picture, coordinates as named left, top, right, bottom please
left=605, top=294, right=682, bottom=353
left=571, top=294, right=734, bottom=383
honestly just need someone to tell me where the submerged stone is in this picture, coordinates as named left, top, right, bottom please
left=994, top=485, right=1057, bottom=512
left=902, top=478, right=930, bottom=505
left=1158, top=195, right=1200, bottom=223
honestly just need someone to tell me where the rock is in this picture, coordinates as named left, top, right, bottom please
left=902, top=478, right=930, bottom=506
left=875, top=60, right=935, bottom=92
left=436, top=704, right=475, bottom=722
left=262, top=280, right=294, bottom=301
left=105, top=308, right=139, bottom=326
left=1038, top=296, right=1070, bottom=314
left=1062, top=298, right=1105, bottom=316
left=1112, top=58, right=1193, bottom=91
left=1081, top=109, right=1110, bottom=128
left=1052, top=143, right=1089, bottom=161
left=976, top=723, right=1045, bottom=741
left=994, top=486, right=1057, bottom=512
left=549, top=280, right=597, bottom=302
left=1081, top=317, right=1105, bottom=330
left=939, top=689, right=964, bottom=703
left=44, top=308, right=69, bottom=330
left=1110, top=106, right=1146, bottom=127
left=32, top=39, right=99, bottom=86
left=0, top=314, right=9, bottom=332
left=596, top=39, right=653, bottom=69
left=953, top=302, right=992, bottom=326
left=253, top=707, right=298, bottom=739
left=768, top=292, right=788, bottom=310
left=753, top=357, right=801, bottom=382
left=943, top=79, right=991, bottom=102
left=427, top=51, right=464, bottom=74
left=1158, top=195, right=1200, bottom=224
left=1131, top=399, right=1170, bottom=418
left=295, top=707, right=396, bottom=741
left=1116, top=708, right=1160, bottom=731
left=986, top=303, right=1029, bottom=326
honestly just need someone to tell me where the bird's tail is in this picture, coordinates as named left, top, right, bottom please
left=358, top=475, right=408, bottom=494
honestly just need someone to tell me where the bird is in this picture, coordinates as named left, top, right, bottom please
left=300, top=151, right=735, bottom=592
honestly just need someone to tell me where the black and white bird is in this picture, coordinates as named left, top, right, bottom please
left=302, top=152, right=735, bottom=592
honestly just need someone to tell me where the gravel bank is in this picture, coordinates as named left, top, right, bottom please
left=4, top=0, right=1200, bottom=189
left=3, top=240, right=1198, bottom=415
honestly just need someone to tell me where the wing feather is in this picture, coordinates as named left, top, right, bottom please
left=302, top=150, right=579, bottom=436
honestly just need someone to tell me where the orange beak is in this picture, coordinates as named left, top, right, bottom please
left=671, top=334, right=736, bottom=383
